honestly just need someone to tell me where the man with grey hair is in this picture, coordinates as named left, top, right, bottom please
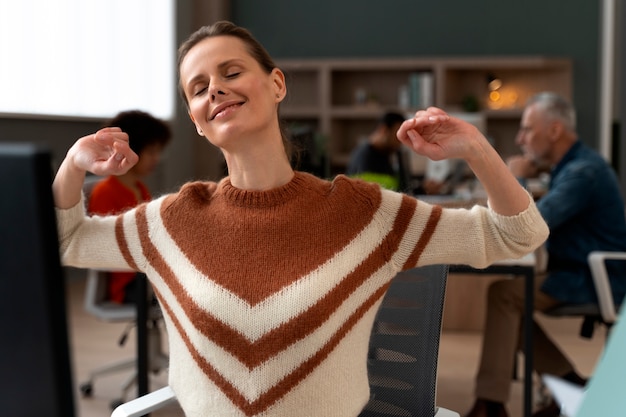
left=465, top=92, right=626, bottom=417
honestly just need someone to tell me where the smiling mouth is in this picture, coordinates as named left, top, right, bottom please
left=210, top=102, right=244, bottom=120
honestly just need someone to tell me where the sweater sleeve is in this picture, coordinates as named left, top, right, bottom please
left=56, top=195, right=137, bottom=271
left=395, top=191, right=549, bottom=269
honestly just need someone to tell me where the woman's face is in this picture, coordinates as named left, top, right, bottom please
left=179, top=35, right=285, bottom=150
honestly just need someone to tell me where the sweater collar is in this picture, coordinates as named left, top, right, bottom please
left=218, top=171, right=310, bottom=208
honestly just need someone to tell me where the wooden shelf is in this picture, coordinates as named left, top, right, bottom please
left=277, top=56, right=573, bottom=171
left=483, top=108, right=525, bottom=119
left=330, top=106, right=389, bottom=118
left=280, top=107, right=320, bottom=118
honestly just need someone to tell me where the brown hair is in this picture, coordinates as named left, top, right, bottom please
left=177, top=21, right=293, bottom=159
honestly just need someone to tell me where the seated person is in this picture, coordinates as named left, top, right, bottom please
left=465, top=92, right=626, bottom=417
left=88, top=110, right=171, bottom=304
left=345, top=111, right=408, bottom=191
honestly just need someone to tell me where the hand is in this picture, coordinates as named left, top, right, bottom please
left=506, top=155, right=538, bottom=179
left=70, top=127, right=139, bottom=176
left=396, top=107, right=482, bottom=162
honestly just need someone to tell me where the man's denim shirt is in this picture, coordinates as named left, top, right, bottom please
left=538, top=141, right=626, bottom=304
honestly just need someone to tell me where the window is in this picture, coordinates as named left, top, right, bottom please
left=0, top=0, right=175, bottom=120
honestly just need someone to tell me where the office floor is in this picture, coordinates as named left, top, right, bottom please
left=66, top=269, right=605, bottom=417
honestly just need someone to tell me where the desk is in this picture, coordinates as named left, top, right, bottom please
left=450, top=253, right=535, bottom=417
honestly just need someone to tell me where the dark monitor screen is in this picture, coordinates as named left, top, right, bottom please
left=0, top=143, right=76, bottom=417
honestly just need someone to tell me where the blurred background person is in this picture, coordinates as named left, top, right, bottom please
left=88, top=109, right=172, bottom=304
left=345, top=111, right=408, bottom=191
left=465, top=92, right=626, bottom=417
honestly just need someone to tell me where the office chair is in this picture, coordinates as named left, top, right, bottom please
left=79, top=176, right=169, bottom=410
left=542, top=292, right=626, bottom=417
left=111, top=264, right=458, bottom=417
left=79, top=269, right=169, bottom=409
left=532, top=251, right=623, bottom=407
left=359, top=264, right=457, bottom=417
left=542, top=250, right=621, bottom=339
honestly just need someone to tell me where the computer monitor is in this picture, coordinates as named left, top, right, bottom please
left=0, top=143, right=76, bottom=417
left=289, top=125, right=328, bottom=178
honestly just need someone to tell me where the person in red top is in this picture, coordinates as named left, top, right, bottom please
left=88, top=110, right=172, bottom=303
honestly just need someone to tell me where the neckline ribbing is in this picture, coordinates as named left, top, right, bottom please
left=219, top=172, right=310, bottom=208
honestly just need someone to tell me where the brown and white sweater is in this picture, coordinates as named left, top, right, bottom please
left=57, top=172, right=548, bottom=416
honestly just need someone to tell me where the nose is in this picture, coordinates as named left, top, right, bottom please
left=208, top=82, right=226, bottom=101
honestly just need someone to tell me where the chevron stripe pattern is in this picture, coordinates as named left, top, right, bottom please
left=113, top=173, right=439, bottom=416
left=57, top=171, right=548, bottom=416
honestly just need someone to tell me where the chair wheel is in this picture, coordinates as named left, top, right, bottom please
left=79, top=383, right=93, bottom=397
left=110, top=398, right=124, bottom=410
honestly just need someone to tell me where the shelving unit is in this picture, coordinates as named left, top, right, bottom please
left=277, top=56, right=573, bottom=172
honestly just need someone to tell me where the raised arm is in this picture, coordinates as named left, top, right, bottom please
left=397, top=107, right=530, bottom=216
left=53, top=127, right=139, bottom=209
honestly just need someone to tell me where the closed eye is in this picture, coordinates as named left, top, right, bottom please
left=193, top=85, right=208, bottom=97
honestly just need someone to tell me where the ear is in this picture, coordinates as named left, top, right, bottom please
left=548, top=120, right=564, bottom=141
left=271, top=68, right=287, bottom=102
left=188, top=112, right=204, bottom=136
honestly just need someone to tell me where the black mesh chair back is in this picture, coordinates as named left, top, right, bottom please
left=108, top=264, right=454, bottom=417
left=360, top=264, right=449, bottom=417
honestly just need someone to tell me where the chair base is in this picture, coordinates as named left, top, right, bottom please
left=80, top=319, right=168, bottom=407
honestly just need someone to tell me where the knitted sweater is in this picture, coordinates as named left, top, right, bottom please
left=88, top=175, right=152, bottom=303
left=57, top=172, right=548, bottom=417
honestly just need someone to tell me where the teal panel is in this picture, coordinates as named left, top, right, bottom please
left=231, top=0, right=600, bottom=147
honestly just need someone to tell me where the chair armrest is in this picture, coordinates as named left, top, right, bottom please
left=111, top=386, right=177, bottom=417
left=587, top=251, right=626, bottom=323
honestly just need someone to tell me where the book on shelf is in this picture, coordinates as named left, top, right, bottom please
left=406, top=71, right=434, bottom=110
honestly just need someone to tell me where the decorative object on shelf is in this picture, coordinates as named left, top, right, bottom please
left=487, top=73, right=503, bottom=109
left=354, top=87, right=368, bottom=105
left=486, top=73, right=519, bottom=110
left=462, top=95, right=480, bottom=112
left=353, top=86, right=380, bottom=107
